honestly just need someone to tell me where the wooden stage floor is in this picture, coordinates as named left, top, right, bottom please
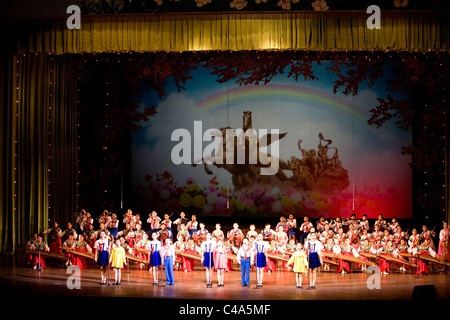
left=2, top=254, right=449, bottom=317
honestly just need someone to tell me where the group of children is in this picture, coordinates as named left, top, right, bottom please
left=26, top=210, right=449, bottom=288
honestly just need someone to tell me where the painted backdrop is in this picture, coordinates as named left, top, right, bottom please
left=131, top=62, right=411, bottom=219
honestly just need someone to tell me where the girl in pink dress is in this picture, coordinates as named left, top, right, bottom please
left=213, top=240, right=228, bottom=287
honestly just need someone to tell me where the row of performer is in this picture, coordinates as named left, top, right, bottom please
left=26, top=219, right=449, bottom=288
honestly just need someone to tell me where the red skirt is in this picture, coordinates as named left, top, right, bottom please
left=264, top=256, right=277, bottom=273
left=378, top=257, right=390, bottom=273
left=337, top=251, right=352, bottom=273
left=72, top=248, right=88, bottom=269
left=32, top=254, right=46, bottom=269
left=182, top=249, right=195, bottom=272
left=49, top=238, right=62, bottom=254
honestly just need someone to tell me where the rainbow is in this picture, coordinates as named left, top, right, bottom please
left=196, top=83, right=369, bottom=125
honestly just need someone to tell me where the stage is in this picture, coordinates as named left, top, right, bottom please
left=3, top=253, right=449, bottom=300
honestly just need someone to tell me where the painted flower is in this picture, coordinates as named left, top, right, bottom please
left=277, top=0, right=291, bottom=10
left=309, top=191, right=321, bottom=201
left=203, top=203, right=214, bottom=214
left=159, top=189, right=170, bottom=200
left=311, top=0, right=329, bottom=11
left=272, top=200, right=283, bottom=212
left=230, top=0, right=248, bottom=10
left=215, top=197, right=229, bottom=211
left=186, top=183, right=200, bottom=193
left=185, top=177, right=194, bottom=185
left=179, top=193, right=193, bottom=207
left=236, top=200, right=246, bottom=211
left=304, top=197, right=316, bottom=209
left=192, top=194, right=206, bottom=208
left=394, top=0, right=408, bottom=7
left=195, top=0, right=211, bottom=7
left=153, top=181, right=164, bottom=192
left=281, top=196, right=294, bottom=207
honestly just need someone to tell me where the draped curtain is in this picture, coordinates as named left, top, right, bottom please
left=12, top=11, right=450, bottom=53
left=1, top=11, right=449, bottom=253
left=0, top=48, right=77, bottom=253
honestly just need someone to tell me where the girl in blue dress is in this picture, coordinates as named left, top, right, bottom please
left=306, top=232, right=323, bottom=289
left=201, top=233, right=215, bottom=288
left=148, top=232, right=162, bottom=285
left=94, top=231, right=111, bottom=285
left=254, top=233, right=268, bottom=288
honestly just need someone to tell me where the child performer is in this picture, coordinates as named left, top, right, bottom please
left=374, top=214, right=387, bottom=231
left=322, top=237, right=335, bottom=271
left=134, top=232, right=150, bottom=268
left=159, top=223, right=172, bottom=243
left=265, top=240, right=280, bottom=273
left=63, top=233, right=76, bottom=267
left=71, top=234, right=92, bottom=270
left=438, top=221, right=449, bottom=256
left=300, top=215, right=313, bottom=244
left=246, top=224, right=258, bottom=239
left=333, top=237, right=360, bottom=274
left=357, top=238, right=372, bottom=271
left=147, top=211, right=162, bottom=238
left=110, top=238, right=127, bottom=285
left=213, top=239, right=228, bottom=287
left=319, top=224, right=334, bottom=244
left=287, top=242, right=308, bottom=288
left=373, top=239, right=398, bottom=275
left=174, top=235, right=185, bottom=270
left=261, top=223, right=275, bottom=242
left=254, top=233, right=268, bottom=288
left=186, top=215, right=198, bottom=238
left=148, top=232, right=162, bottom=285
left=30, top=234, right=50, bottom=270
left=163, top=213, right=173, bottom=238
left=396, top=238, right=412, bottom=271
left=43, top=221, right=62, bottom=254
left=197, top=223, right=209, bottom=242
left=236, top=238, right=254, bottom=287
left=162, top=238, right=175, bottom=286
left=182, top=237, right=196, bottom=272
left=201, top=233, right=216, bottom=288
left=123, top=209, right=136, bottom=230
left=94, top=231, right=111, bottom=285
left=413, top=239, right=437, bottom=275
left=274, top=225, right=289, bottom=248
left=305, top=232, right=323, bottom=289
left=228, top=223, right=244, bottom=248
left=106, top=213, right=119, bottom=239
left=212, top=223, right=225, bottom=241
left=287, top=214, right=298, bottom=240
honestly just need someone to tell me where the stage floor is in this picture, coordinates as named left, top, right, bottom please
left=2, top=254, right=449, bottom=301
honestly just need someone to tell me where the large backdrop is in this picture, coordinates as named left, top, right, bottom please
left=131, top=61, right=412, bottom=218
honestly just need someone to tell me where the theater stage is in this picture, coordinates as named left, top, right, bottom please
left=2, top=253, right=449, bottom=301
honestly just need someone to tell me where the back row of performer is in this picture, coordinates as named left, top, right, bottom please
left=43, top=209, right=447, bottom=254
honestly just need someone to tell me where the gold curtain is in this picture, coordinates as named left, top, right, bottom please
left=11, top=11, right=450, bottom=53
left=0, top=51, right=77, bottom=253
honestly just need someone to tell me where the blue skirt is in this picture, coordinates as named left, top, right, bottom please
left=202, top=252, right=214, bottom=268
left=149, top=251, right=161, bottom=267
left=255, top=252, right=267, bottom=268
left=108, top=227, right=118, bottom=239
left=97, top=250, right=109, bottom=267
left=309, top=252, right=321, bottom=269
